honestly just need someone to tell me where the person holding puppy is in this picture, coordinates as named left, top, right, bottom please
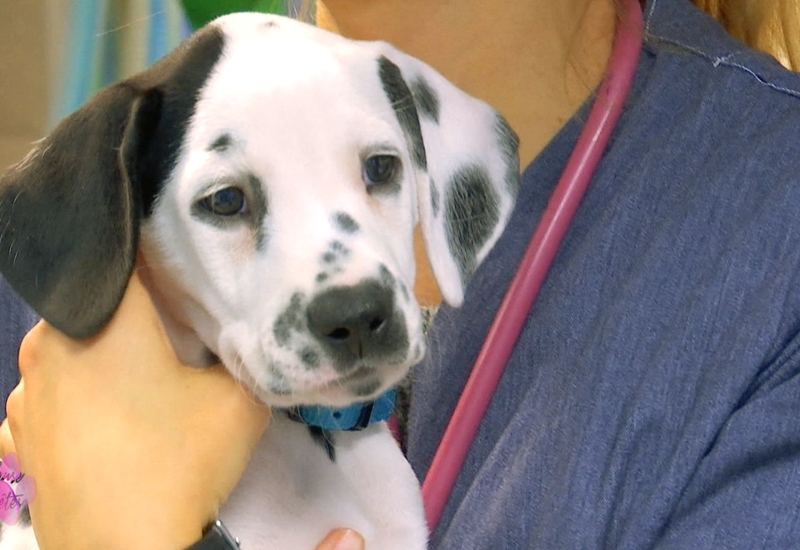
left=3, top=0, right=800, bottom=548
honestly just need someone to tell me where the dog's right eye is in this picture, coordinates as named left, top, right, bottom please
left=198, top=187, right=248, bottom=216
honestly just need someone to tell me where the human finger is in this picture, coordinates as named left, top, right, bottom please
left=0, top=419, right=16, bottom=458
left=314, top=529, right=366, bottom=550
left=3, top=382, right=23, bottom=456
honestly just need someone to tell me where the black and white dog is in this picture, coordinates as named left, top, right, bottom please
left=0, top=13, right=519, bottom=548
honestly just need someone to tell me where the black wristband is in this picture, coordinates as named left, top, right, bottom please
left=185, top=520, right=240, bottom=550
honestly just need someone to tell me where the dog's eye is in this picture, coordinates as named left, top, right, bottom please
left=199, top=187, right=247, bottom=216
left=363, top=155, right=398, bottom=186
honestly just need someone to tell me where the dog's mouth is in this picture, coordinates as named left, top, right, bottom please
left=248, top=355, right=411, bottom=408
left=313, top=359, right=406, bottom=401
left=337, top=365, right=386, bottom=398
left=342, top=365, right=375, bottom=380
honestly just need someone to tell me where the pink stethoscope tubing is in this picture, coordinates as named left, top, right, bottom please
left=420, top=0, right=645, bottom=532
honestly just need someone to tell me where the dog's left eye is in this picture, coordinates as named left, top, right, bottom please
left=363, top=155, right=398, bottom=186
left=199, top=187, right=247, bottom=216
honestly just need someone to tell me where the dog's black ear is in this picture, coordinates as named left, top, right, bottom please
left=0, top=25, right=224, bottom=340
left=0, top=86, right=162, bottom=339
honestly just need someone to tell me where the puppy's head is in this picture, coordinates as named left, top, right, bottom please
left=0, top=14, right=519, bottom=407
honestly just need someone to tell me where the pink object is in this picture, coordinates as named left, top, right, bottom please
left=388, top=414, right=402, bottom=442
left=421, top=0, right=645, bottom=531
left=0, top=453, right=36, bottom=525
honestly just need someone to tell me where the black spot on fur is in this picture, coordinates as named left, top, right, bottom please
left=444, top=165, right=500, bottom=286
left=411, top=77, right=440, bottom=123
left=268, top=384, right=292, bottom=396
left=322, top=252, right=336, bottom=264
left=299, top=347, right=320, bottom=368
left=19, top=505, right=31, bottom=526
left=209, top=133, right=232, bottom=152
left=430, top=178, right=441, bottom=217
left=495, top=114, right=521, bottom=197
left=330, top=241, right=350, bottom=256
left=377, top=56, right=427, bottom=171
left=308, top=426, right=336, bottom=461
left=320, top=241, right=350, bottom=267
left=316, top=272, right=329, bottom=284
left=261, top=20, right=278, bottom=30
left=268, top=363, right=292, bottom=395
left=399, top=283, right=410, bottom=302
left=379, top=264, right=395, bottom=288
left=248, top=174, right=269, bottom=250
left=334, top=212, right=360, bottom=234
left=351, top=378, right=382, bottom=398
left=274, top=292, right=304, bottom=346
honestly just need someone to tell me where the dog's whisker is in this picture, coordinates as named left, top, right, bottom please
left=230, top=352, right=263, bottom=407
left=95, top=11, right=167, bottom=39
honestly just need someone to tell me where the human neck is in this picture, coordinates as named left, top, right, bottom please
left=316, top=0, right=617, bottom=169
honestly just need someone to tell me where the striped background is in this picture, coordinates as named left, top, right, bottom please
left=51, top=0, right=303, bottom=126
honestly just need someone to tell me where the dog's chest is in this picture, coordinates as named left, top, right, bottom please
left=220, top=415, right=427, bottom=548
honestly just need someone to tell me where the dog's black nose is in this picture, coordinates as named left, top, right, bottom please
left=307, top=281, right=407, bottom=369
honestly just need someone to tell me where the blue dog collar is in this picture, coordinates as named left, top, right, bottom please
left=287, top=389, right=396, bottom=431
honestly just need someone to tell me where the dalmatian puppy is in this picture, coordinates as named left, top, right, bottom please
left=0, top=13, right=519, bottom=549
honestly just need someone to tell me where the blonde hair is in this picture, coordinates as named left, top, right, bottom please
left=296, top=0, right=315, bottom=22
left=693, top=0, right=800, bottom=70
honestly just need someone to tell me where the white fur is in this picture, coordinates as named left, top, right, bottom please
left=221, top=417, right=427, bottom=548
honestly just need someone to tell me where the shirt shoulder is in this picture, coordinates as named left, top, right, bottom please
left=644, top=0, right=800, bottom=107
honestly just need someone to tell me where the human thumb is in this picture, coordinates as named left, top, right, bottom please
left=314, top=528, right=365, bottom=550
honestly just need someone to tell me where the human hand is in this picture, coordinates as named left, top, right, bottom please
left=315, top=528, right=366, bottom=550
left=1, top=272, right=270, bottom=550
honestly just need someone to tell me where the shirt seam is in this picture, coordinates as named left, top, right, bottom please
left=644, top=0, right=800, bottom=101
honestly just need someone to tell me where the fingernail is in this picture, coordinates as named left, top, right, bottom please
left=333, top=529, right=364, bottom=550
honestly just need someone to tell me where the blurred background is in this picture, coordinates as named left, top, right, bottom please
left=3, top=0, right=797, bottom=171
left=0, top=0, right=304, bottom=170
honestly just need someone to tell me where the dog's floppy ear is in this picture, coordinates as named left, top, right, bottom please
left=0, top=86, right=161, bottom=339
left=0, top=26, right=224, bottom=339
left=375, top=48, right=520, bottom=307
